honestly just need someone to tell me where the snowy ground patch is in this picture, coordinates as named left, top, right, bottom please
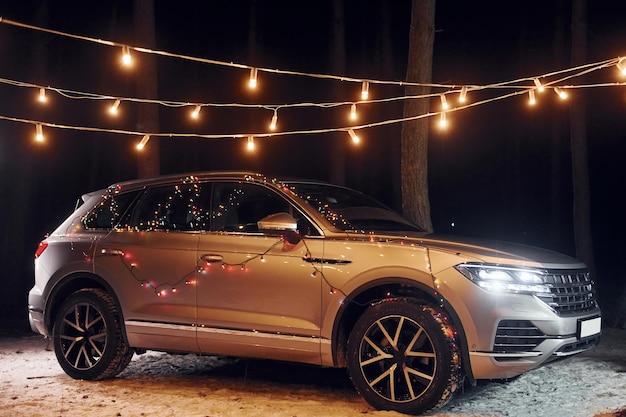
left=0, top=329, right=624, bottom=417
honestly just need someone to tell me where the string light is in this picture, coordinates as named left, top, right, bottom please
left=617, top=58, right=626, bottom=75
left=109, top=99, right=121, bottom=115
left=136, top=134, right=150, bottom=150
left=440, top=94, right=449, bottom=110
left=348, top=129, right=360, bottom=144
left=350, top=103, right=357, bottom=120
left=0, top=17, right=624, bottom=149
left=528, top=89, right=537, bottom=106
left=248, top=68, right=258, bottom=89
left=35, top=124, right=44, bottom=142
left=38, top=87, right=47, bottom=103
left=438, top=112, right=448, bottom=128
left=247, top=135, right=255, bottom=151
left=190, top=105, right=201, bottom=119
left=554, top=87, right=568, bottom=100
left=121, top=45, right=132, bottom=67
left=459, top=86, right=468, bottom=103
left=269, top=111, right=278, bottom=130
left=360, top=81, right=369, bottom=100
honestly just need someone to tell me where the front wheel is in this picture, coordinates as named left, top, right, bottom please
left=52, top=288, right=133, bottom=380
left=347, top=298, right=462, bottom=414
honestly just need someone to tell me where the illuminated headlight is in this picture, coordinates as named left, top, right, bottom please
left=455, top=263, right=551, bottom=294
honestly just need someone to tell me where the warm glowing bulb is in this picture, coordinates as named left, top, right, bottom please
left=247, top=136, right=255, bottom=151
left=459, top=86, right=468, bottom=103
left=528, top=89, right=536, bottom=106
left=191, top=105, right=201, bottom=119
left=617, top=58, right=626, bottom=75
left=38, top=88, right=47, bottom=103
left=554, top=87, right=568, bottom=100
left=360, top=81, right=369, bottom=100
left=269, top=112, right=278, bottom=130
left=438, top=112, right=448, bottom=128
left=136, top=134, right=150, bottom=150
left=440, top=94, right=449, bottom=110
left=348, top=129, right=360, bottom=144
left=109, top=99, right=121, bottom=115
left=534, top=78, right=545, bottom=92
left=122, top=46, right=132, bottom=66
left=248, top=68, right=258, bottom=89
left=350, top=103, right=357, bottom=120
left=35, top=124, right=44, bottom=142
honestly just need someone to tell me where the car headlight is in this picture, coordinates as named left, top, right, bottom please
left=455, top=263, right=551, bottom=294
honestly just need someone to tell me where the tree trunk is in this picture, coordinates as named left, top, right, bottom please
left=329, top=0, right=346, bottom=185
left=134, top=0, right=160, bottom=178
left=570, top=0, right=595, bottom=274
left=400, top=0, right=435, bottom=232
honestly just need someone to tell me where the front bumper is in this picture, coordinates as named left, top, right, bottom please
left=469, top=314, right=601, bottom=379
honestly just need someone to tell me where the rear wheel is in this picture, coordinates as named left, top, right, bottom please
left=52, top=288, right=133, bottom=380
left=347, top=298, right=462, bottom=414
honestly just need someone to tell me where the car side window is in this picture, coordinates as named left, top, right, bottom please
left=123, top=183, right=204, bottom=231
left=83, top=191, right=141, bottom=230
left=209, top=182, right=319, bottom=236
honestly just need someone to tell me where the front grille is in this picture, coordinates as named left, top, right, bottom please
left=536, top=270, right=599, bottom=316
left=494, top=320, right=546, bottom=353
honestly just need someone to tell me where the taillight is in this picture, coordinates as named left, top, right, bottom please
left=35, top=242, right=48, bottom=258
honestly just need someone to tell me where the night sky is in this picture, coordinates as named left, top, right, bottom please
left=1, top=1, right=625, bottom=328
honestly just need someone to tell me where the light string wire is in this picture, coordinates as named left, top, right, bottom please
left=0, top=16, right=461, bottom=88
left=0, top=16, right=620, bottom=91
left=0, top=17, right=623, bottom=142
left=2, top=66, right=623, bottom=141
left=0, top=55, right=620, bottom=110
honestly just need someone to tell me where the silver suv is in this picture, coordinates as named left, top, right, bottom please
left=28, top=171, right=601, bottom=414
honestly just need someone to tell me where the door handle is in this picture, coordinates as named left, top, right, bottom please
left=200, top=254, right=224, bottom=263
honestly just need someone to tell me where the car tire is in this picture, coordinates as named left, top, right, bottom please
left=52, top=288, right=133, bottom=380
left=346, top=298, right=462, bottom=414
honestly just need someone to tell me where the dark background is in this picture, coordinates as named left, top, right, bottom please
left=1, top=1, right=625, bottom=331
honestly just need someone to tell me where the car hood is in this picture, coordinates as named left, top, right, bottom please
left=368, top=232, right=586, bottom=270
left=420, top=233, right=585, bottom=269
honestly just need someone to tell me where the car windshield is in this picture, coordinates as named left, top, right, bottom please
left=287, top=182, right=423, bottom=233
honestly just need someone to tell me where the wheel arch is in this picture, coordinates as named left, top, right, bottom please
left=331, top=277, right=475, bottom=384
left=44, top=272, right=128, bottom=342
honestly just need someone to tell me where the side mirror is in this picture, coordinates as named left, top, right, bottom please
left=257, top=212, right=301, bottom=245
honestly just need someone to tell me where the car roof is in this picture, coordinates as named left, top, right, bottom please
left=104, top=171, right=346, bottom=194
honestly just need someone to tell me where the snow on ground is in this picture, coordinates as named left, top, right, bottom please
left=0, top=328, right=625, bottom=417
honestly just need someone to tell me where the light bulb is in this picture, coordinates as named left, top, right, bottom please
left=534, top=78, right=545, bottom=92
left=348, top=129, right=360, bottom=144
left=38, top=88, right=47, bottom=103
left=360, top=81, right=369, bottom=100
left=438, top=112, right=448, bottom=128
left=528, top=89, right=536, bottom=105
left=554, top=87, right=568, bottom=100
left=440, top=94, right=449, bottom=110
left=248, top=68, right=258, bottom=89
left=109, top=99, right=121, bottom=115
left=350, top=103, right=357, bottom=120
left=247, top=136, right=255, bottom=151
left=121, top=46, right=132, bottom=66
left=191, top=105, right=201, bottom=119
left=459, top=86, right=468, bottom=103
left=35, top=124, right=44, bottom=142
left=136, top=134, right=150, bottom=150
left=617, top=58, right=626, bottom=75
left=269, top=112, right=278, bottom=130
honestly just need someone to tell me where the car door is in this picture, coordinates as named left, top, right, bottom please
left=196, top=181, right=324, bottom=364
left=92, top=182, right=202, bottom=353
